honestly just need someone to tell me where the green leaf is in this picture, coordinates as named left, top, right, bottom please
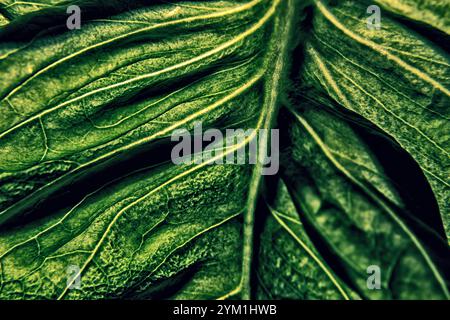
left=303, top=0, right=450, bottom=243
left=374, top=0, right=450, bottom=34
left=0, top=0, right=140, bottom=27
left=0, top=160, right=250, bottom=299
left=281, top=105, right=449, bottom=299
left=257, top=181, right=357, bottom=300
left=0, top=0, right=449, bottom=300
left=0, top=0, right=296, bottom=299
left=0, top=0, right=272, bottom=219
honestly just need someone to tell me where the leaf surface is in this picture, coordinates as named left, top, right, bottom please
left=0, top=0, right=449, bottom=300
left=303, top=0, right=450, bottom=242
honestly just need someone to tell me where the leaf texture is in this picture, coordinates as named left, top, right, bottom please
left=0, top=0, right=449, bottom=300
left=303, top=0, right=450, bottom=242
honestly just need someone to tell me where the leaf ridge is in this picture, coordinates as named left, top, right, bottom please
left=287, top=106, right=450, bottom=298
left=0, top=3, right=275, bottom=140
left=0, top=0, right=265, bottom=102
left=313, top=0, right=450, bottom=97
left=269, top=206, right=351, bottom=300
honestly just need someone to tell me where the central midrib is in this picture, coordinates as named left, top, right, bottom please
left=239, top=0, right=298, bottom=300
